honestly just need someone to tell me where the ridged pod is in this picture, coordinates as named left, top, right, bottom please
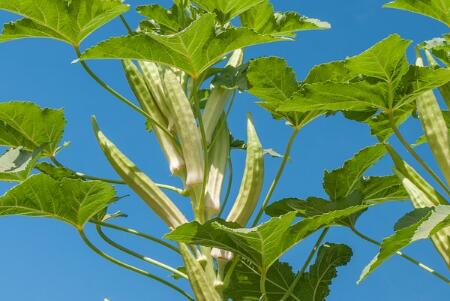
left=387, top=145, right=450, bottom=268
left=92, top=118, right=188, bottom=229
left=205, top=120, right=230, bottom=216
left=179, top=244, right=222, bottom=301
left=227, top=114, right=264, bottom=226
left=415, top=57, right=450, bottom=185
left=122, top=60, right=185, bottom=176
left=139, top=61, right=175, bottom=131
left=203, top=49, right=244, bottom=144
left=163, top=69, right=205, bottom=189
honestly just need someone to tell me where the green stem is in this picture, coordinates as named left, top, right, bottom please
left=79, top=230, right=194, bottom=300
left=219, top=157, right=233, bottom=217
left=351, top=226, right=450, bottom=285
left=73, top=47, right=175, bottom=140
left=95, top=224, right=188, bottom=279
left=260, top=269, right=267, bottom=301
left=90, top=220, right=180, bottom=254
left=252, top=127, right=301, bottom=226
left=119, top=15, right=133, bottom=34
left=387, top=111, right=450, bottom=195
left=280, top=228, right=329, bottom=301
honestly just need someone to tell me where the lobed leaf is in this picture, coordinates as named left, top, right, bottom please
left=0, top=174, right=116, bottom=229
left=0, top=0, right=129, bottom=45
left=0, top=102, right=65, bottom=156
left=0, top=147, right=41, bottom=182
left=192, top=0, right=264, bottom=21
left=384, top=0, right=450, bottom=26
left=81, top=14, right=284, bottom=78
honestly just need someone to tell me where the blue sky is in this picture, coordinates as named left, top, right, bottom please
left=0, top=0, right=449, bottom=300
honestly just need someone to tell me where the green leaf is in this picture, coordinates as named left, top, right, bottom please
left=367, top=104, right=415, bottom=142
left=0, top=0, right=129, bottom=46
left=346, top=34, right=411, bottom=87
left=0, top=147, right=41, bottom=182
left=0, top=102, right=66, bottom=156
left=324, top=144, right=387, bottom=201
left=81, top=14, right=283, bottom=78
left=361, top=175, right=408, bottom=203
left=304, top=61, right=354, bottom=84
left=192, top=0, right=264, bottom=21
left=137, top=4, right=183, bottom=33
left=225, top=243, right=352, bottom=301
left=384, top=0, right=450, bottom=26
left=421, top=35, right=450, bottom=66
left=240, top=0, right=330, bottom=37
left=168, top=206, right=366, bottom=270
left=359, top=205, right=450, bottom=282
left=246, top=57, right=321, bottom=126
left=0, top=174, right=116, bottom=229
left=279, top=81, right=387, bottom=113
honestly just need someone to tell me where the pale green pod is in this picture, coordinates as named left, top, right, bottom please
left=163, top=69, right=205, bottom=189
left=388, top=145, right=450, bottom=268
left=205, top=121, right=230, bottom=216
left=92, top=118, right=188, bottom=229
left=227, top=115, right=264, bottom=226
left=203, top=49, right=244, bottom=144
left=139, top=61, right=175, bottom=131
left=415, top=57, right=450, bottom=185
left=179, top=244, right=222, bottom=301
left=122, top=60, right=186, bottom=176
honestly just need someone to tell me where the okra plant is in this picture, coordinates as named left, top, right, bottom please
left=0, top=0, right=449, bottom=300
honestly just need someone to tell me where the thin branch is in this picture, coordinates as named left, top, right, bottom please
left=95, top=224, right=188, bottom=279
left=78, top=230, right=194, bottom=300
left=252, top=127, right=301, bottom=226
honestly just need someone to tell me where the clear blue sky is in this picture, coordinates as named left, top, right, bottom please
left=0, top=0, right=448, bottom=300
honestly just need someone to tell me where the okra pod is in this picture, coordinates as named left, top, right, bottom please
left=415, top=57, right=450, bottom=185
left=122, top=60, right=186, bottom=176
left=205, top=120, right=230, bottom=216
left=139, top=61, right=175, bottom=131
left=163, top=69, right=205, bottom=189
left=203, top=49, right=244, bottom=144
left=92, top=118, right=188, bottom=229
left=226, top=115, right=264, bottom=226
left=179, top=244, right=222, bottom=301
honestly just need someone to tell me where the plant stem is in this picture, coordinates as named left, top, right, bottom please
left=78, top=230, right=194, bottom=300
left=259, top=269, right=267, bottom=301
left=90, top=220, right=180, bottom=254
left=95, top=224, right=188, bottom=279
left=280, top=228, right=329, bottom=301
left=73, top=47, right=175, bottom=140
left=119, top=15, right=133, bottom=34
left=351, top=226, right=450, bottom=285
left=387, top=111, right=450, bottom=195
left=252, top=127, right=301, bottom=226
left=219, top=157, right=233, bottom=217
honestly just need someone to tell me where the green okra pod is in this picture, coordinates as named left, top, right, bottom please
left=415, top=57, right=450, bottom=185
left=205, top=120, right=230, bottom=216
left=203, top=49, right=244, bottom=144
left=92, top=118, right=188, bottom=229
left=226, top=114, right=264, bottom=226
left=179, top=244, right=222, bottom=301
left=163, top=69, right=205, bottom=189
left=122, top=60, right=186, bottom=176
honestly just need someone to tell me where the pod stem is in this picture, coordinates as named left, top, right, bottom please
left=387, top=111, right=450, bottom=195
left=73, top=47, right=175, bottom=140
left=90, top=220, right=180, bottom=254
left=78, top=230, right=194, bottom=300
left=119, top=15, right=133, bottom=34
left=252, top=127, right=301, bottom=226
left=95, top=224, right=188, bottom=279
left=351, top=226, right=450, bottom=285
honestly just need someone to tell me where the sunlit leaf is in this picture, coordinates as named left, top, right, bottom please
left=192, top=0, right=264, bottom=21
left=0, top=174, right=116, bottom=229
left=0, top=102, right=65, bottom=156
left=81, top=14, right=283, bottom=78
left=0, top=147, right=41, bottom=182
left=359, top=205, right=450, bottom=282
left=240, top=0, right=330, bottom=37
left=36, top=162, right=79, bottom=180
left=225, top=243, right=352, bottom=301
left=384, top=0, right=450, bottom=26
left=0, top=0, right=129, bottom=45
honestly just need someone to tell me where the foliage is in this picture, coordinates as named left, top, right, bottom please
left=0, top=0, right=449, bottom=300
